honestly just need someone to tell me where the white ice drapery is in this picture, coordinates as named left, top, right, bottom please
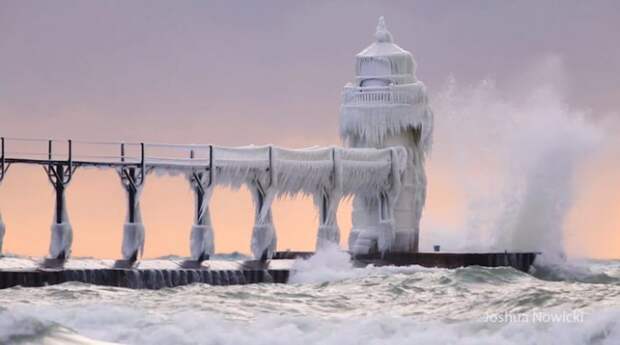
left=201, top=145, right=406, bottom=258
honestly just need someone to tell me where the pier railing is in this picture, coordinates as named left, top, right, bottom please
left=341, top=84, right=426, bottom=106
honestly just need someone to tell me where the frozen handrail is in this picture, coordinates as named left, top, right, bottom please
left=0, top=137, right=406, bottom=197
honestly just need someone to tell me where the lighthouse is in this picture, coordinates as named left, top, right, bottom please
left=341, top=17, right=434, bottom=254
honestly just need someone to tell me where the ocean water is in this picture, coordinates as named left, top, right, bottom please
left=1, top=248, right=620, bottom=345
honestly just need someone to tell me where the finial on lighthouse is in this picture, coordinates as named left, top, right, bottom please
left=375, top=16, right=393, bottom=43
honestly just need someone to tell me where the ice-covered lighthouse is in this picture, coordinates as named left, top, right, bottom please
left=342, top=17, right=433, bottom=254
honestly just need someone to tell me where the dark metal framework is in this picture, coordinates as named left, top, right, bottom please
left=0, top=138, right=10, bottom=183
left=43, top=140, right=77, bottom=225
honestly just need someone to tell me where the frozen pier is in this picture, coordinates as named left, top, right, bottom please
left=0, top=256, right=293, bottom=289
left=0, top=251, right=538, bottom=290
left=0, top=137, right=408, bottom=262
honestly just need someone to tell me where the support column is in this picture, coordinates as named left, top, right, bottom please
left=118, top=143, right=147, bottom=262
left=44, top=140, right=76, bottom=260
left=349, top=147, right=404, bottom=255
left=376, top=147, right=403, bottom=254
left=0, top=138, right=7, bottom=256
left=315, top=148, right=342, bottom=250
left=188, top=146, right=215, bottom=262
left=250, top=147, right=277, bottom=260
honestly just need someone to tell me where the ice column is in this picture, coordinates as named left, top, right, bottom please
left=118, top=143, right=146, bottom=262
left=45, top=140, right=75, bottom=260
left=315, top=148, right=343, bottom=249
left=376, top=148, right=404, bottom=253
left=250, top=147, right=277, bottom=260
left=188, top=146, right=215, bottom=261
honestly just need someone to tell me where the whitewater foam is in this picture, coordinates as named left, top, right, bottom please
left=2, top=261, right=620, bottom=344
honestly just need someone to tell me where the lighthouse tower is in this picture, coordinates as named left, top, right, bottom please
left=341, top=17, right=433, bottom=254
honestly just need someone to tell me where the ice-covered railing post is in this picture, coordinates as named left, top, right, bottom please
left=315, top=148, right=343, bottom=249
left=250, top=146, right=277, bottom=260
left=188, top=146, right=215, bottom=262
left=44, top=139, right=76, bottom=260
left=0, top=138, right=8, bottom=256
left=118, top=143, right=147, bottom=262
left=340, top=17, right=434, bottom=254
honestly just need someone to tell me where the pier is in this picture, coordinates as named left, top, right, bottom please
left=0, top=251, right=537, bottom=290
left=0, top=137, right=539, bottom=289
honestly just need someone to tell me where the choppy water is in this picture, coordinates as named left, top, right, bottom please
left=2, top=249, right=620, bottom=345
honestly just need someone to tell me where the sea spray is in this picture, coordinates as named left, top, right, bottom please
left=425, top=57, right=601, bottom=261
left=289, top=243, right=354, bottom=284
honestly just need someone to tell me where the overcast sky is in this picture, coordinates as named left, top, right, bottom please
left=2, top=0, right=618, bottom=145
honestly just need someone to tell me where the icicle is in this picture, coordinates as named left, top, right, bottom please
left=188, top=146, right=215, bottom=261
left=340, top=86, right=434, bottom=153
left=314, top=148, right=343, bottom=249
left=250, top=147, right=277, bottom=260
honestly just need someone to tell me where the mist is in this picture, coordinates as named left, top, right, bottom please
left=421, top=55, right=618, bottom=260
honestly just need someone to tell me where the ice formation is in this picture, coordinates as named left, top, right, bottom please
left=0, top=137, right=408, bottom=260
left=188, top=162, right=215, bottom=261
left=341, top=17, right=433, bottom=254
left=193, top=145, right=406, bottom=258
left=45, top=164, right=74, bottom=260
left=119, top=167, right=146, bottom=261
left=49, top=223, right=73, bottom=260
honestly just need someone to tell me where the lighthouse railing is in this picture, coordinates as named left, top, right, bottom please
left=341, top=84, right=424, bottom=106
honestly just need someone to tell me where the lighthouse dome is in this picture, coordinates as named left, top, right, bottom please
left=355, top=17, right=417, bottom=86
left=340, top=16, right=433, bottom=153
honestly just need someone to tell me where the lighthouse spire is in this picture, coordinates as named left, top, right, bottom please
left=375, top=16, right=393, bottom=43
